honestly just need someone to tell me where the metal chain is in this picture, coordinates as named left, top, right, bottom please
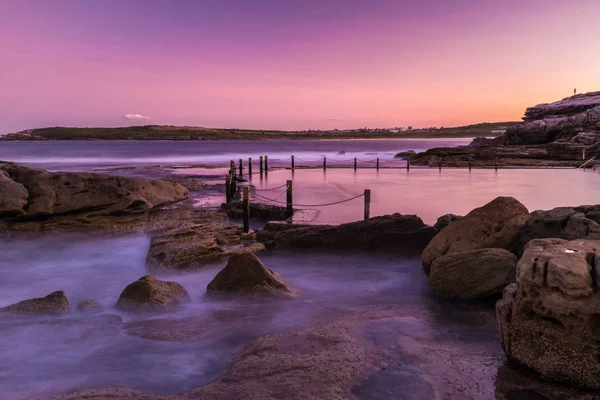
left=251, top=183, right=288, bottom=191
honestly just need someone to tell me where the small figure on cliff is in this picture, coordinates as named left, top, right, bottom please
left=574, top=88, right=577, bottom=95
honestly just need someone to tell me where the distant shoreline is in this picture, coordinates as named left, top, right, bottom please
left=0, top=122, right=516, bottom=141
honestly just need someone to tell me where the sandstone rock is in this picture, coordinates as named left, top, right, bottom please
left=116, top=275, right=190, bottom=311
left=258, top=214, right=436, bottom=255
left=146, top=223, right=265, bottom=271
left=428, top=248, right=518, bottom=299
left=496, top=238, right=600, bottom=389
left=518, top=205, right=600, bottom=254
left=0, top=170, right=28, bottom=217
left=422, top=197, right=529, bottom=274
left=469, top=136, right=505, bottom=147
left=76, top=299, right=103, bottom=314
left=433, top=213, right=461, bottom=232
left=572, top=131, right=600, bottom=145
left=206, top=253, right=297, bottom=299
left=523, top=91, right=600, bottom=121
left=0, top=163, right=189, bottom=218
left=1, top=291, right=70, bottom=316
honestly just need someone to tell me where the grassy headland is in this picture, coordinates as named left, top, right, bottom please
left=0, top=122, right=517, bottom=141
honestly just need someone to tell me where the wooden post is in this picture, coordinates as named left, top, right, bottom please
left=230, top=160, right=236, bottom=177
left=239, top=159, right=243, bottom=176
left=354, top=157, right=357, bottom=170
left=291, top=155, right=295, bottom=171
left=286, top=180, right=293, bottom=215
left=225, top=174, right=231, bottom=203
left=376, top=158, right=380, bottom=170
left=229, top=170, right=236, bottom=197
left=259, top=156, right=264, bottom=173
left=265, top=156, right=269, bottom=172
left=407, top=159, right=410, bottom=170
left=438, top=158, right=442, bottom=171
left=364, top=189, right=371, bottom=220
left=248, top=158, right=252, bottom=176
left=242, top=187, right=250, bottom=233
left=323, top=156, right=327, bottom=170
left=494, top=157, right=498, bottom=171
left=468, top=158, right=472, bottom=170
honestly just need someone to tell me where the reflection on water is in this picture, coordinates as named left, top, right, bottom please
left=246, top=168, right=600, bottom=224
left=0, top=234, right=502, bottom=398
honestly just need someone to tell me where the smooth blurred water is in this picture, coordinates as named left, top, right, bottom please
left=0, top=139, right=469, bottom=171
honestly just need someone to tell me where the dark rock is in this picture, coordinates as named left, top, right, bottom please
left=1, top=291, right=70, bottom=317
left=76, top=300, right=103, bottom=314
left=428, top=248, right=517, bottom=299
left=571, top=131, right=600, bottom=145
left=496, top=238, right=600, bottom=389
left=422, top=196, right=529, bottom=274
left=116, top=275, right=190, bottom=311
left=206, top=253, right=297, bottom=299
left=337, top=151, right=346, bottom=155
left=258, top=214, right=436, bottom=255
left=469, top=136, right=505, bottom=147
left=0, top=170, right=28, bottom=217
left=433, top=214, right=461, bottom=231
left=394, top=150, right=416, bottom=159
left=221, top=201, right=290, bottom=221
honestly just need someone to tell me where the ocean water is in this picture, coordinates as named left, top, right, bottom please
left=0, top=138, right=469, bottom=171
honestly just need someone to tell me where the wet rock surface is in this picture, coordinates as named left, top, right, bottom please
left=422, top=196, right=529, bottom=273
left=76, top=300, right=103, bottom=314
left=258, top=214, right=436, bottom=254
left=428, top=248, right=518, bottom=299
left=0, top=170, right=28, bottom=217
left=497, top=238, right=600, bottom=389
left=206, top=253, right=297, bottom=299
left=1, top=290, right=70, bottom=317
left=221, top=201, right=290, bottom=221
left=116, top=275, right=191, bottom=311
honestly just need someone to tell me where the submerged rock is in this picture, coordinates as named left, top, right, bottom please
left=1, top=291, right=70, bottom=317
left=206, top=253, right=297, bottom=299
left=496, top=238, right=600, bottom=389
left=146, top=223, right=265, bottom=271
left=116, top=275, right=190, bottom=311
left=257, top=214, right=436, bottom=254
left=76, top=300, right=103, bottom=314
left=422, top=196, right=529, bottom=274
left=428, top=248, right=518, bottom=299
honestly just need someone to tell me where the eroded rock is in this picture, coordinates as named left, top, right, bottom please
left=422, top=196, right=529, bottom=274
left=0, top=170, right=28, bottom=217
left=496, top=238, right=600, bottom=389
left=428, top=248, right=518, bottom=299
left=206, top=253, right=297, bottom=299
left=116, top=275, right=190, bottom=311
left=1, top=291, right=70, bottom=317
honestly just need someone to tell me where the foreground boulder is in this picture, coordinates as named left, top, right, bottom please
left=116, top=275, right=190, bottom=311
left=146, top=223, right=265, bottom=271
left=428, top=248, right=518, bottom=299
left=257, top=214, right=436, bottom=254
left=422, top=196, right=529, bottom=274
left=0, top=170, right=28, bottom=217
left=496, top=238, right=600, bottom=389
left=0, top=162, right=189, bottom=232
left=518, top=205, right=600, bottom=254
left=206, top=253, right=297, bottom=299
left=1, top=291, right=70, bottom=317
left=433, top=213, right=461, bottom=232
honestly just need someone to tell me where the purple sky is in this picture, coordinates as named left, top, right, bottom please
left=1, top=0, right=599, bottom=133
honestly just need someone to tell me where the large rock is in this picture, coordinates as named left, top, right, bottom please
left=146, top=222, right=265, bottom=271
left=116, top=275, right=190, bottom=311
left=518, top=205, right=600, bottom=254
left=496, top=238, right=600, bottom=389
left=428, top=248, right=518, bottom=299
left=433, top=213, right=461, bottom=232
left=0, top=170, right=28, bottom=217
left=0, top=162, right=189, bottom=217
left=206, top=253, right=297, bottom=299
left=422, top=197, right=529, bottom=274
left=1, top=291, right=70, bottom=316
left=258, top=214, right=436, bottom=254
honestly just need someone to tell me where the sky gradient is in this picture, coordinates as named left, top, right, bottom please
left=1, top=0, right=600, bottom=133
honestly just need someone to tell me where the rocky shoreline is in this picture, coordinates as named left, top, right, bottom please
left=408, top=91, right=600, bottom=168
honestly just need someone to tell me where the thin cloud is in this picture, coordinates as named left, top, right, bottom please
left=124, top=113, right=151, bottom=120
left=326, top=118, right=342, bottom=122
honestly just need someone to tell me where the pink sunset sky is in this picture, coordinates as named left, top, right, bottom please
left=1, top=0, right=599, bottom=133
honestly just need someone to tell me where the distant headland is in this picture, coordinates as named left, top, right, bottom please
left=0, top=122, right=517, bottom=141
